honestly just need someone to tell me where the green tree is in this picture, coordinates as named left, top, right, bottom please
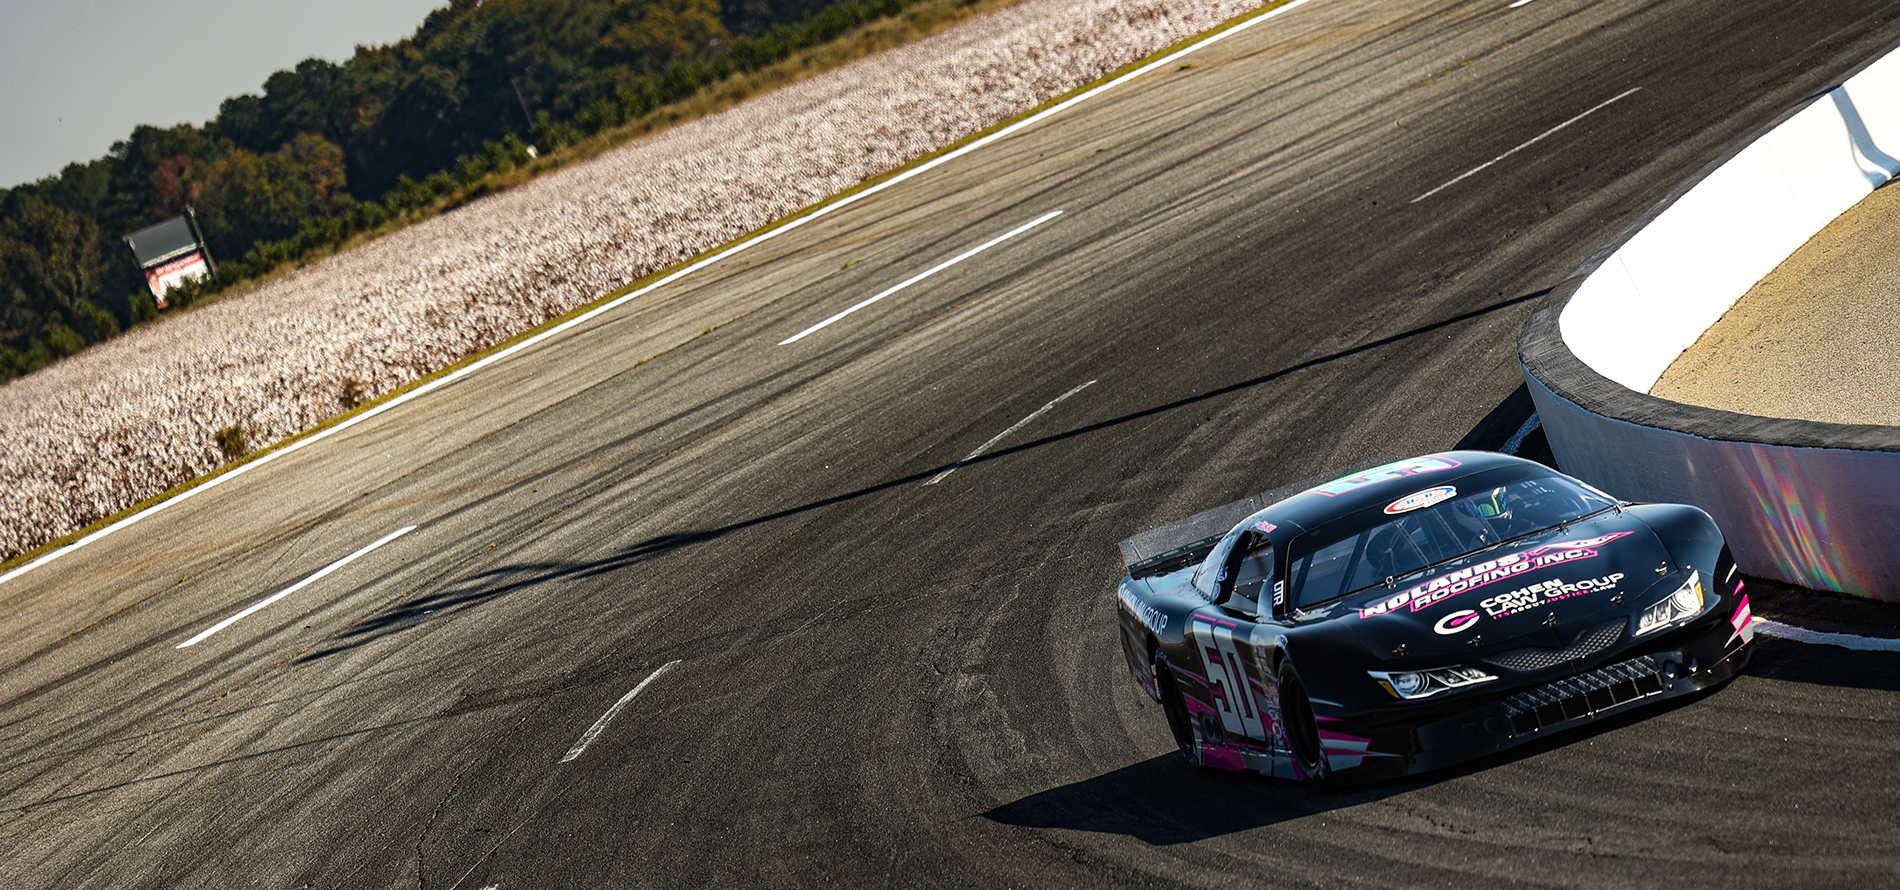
left=600, top=0, right=726, bottom=68
left=188, top=148, right=319, bottom=258
left=0, top=203, right=120, bottom=376
left=280, top=133, right=349, bottom=212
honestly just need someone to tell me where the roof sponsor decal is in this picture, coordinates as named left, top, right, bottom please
left=1357, top=532, right=1634, bottom=620
left=1386, top=486, right=1456, bottom=515
left=1310, top=455, right=1462, bottom=498
left=1254, top=520, right=1278, bottom=533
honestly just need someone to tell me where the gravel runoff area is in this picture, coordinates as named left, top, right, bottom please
left=0, top=0, right=1268, bottom=562
left=1652, top=177, right=1900, bottom=425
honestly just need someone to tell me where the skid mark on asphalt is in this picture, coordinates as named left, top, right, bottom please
left=561, top=660, right=681, bottom=763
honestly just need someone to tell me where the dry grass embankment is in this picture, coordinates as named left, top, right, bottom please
left=0, top=0, right=1265, bottom=563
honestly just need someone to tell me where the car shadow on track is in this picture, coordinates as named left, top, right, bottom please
left=1747, top=634, right=1900, bottom=691
left=293, top=562, right=578, bottom=661
left=981, top=754, right=1387, bottom=843
left=982, top=687, right=1728, bottom=844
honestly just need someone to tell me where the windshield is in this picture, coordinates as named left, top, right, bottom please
left=1286, top=471, right=1615, bottom=609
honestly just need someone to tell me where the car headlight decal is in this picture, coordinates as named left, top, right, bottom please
left=1369, top=665, right=1498, bottom=699
left=1637, top=570, right=1703, bottom=637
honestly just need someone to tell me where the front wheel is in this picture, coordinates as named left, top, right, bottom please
left=1278, top=664, right=1332, bottom=789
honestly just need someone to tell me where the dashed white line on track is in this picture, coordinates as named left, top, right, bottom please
left=1411, top=88, right=1641, bottom=203
left=176, top=525, right=416, bottom=649
left=561, top=660, right=681, bottom=763
left=924, top=380, right=1096, bottom=486
left=778, top=210, right=1063, bottom=345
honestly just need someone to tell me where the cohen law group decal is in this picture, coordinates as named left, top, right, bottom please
left=1357, top=532, right=1634, bottom=620
left=1480, top=573, right=1626, bottom=619
left=1433, top=609, right=1480, bottom=634
left=1119, top=586, right=1168, bottom=633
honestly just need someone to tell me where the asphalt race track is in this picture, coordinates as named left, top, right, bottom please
left=4, top=0, right=1900, bottom=887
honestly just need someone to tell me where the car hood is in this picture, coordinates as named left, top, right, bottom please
left=1336, top=512, right=1671, bottom=662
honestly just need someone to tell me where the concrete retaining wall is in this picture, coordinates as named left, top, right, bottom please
left=1519, top=45, right=1900, bottom=599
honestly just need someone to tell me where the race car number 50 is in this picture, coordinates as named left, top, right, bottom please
left=1200, top=621, right=1266, bottom=740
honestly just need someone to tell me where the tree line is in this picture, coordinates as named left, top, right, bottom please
left=0, top=0, right=934, bottom=383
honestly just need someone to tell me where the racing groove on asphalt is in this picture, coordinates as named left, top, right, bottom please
left=2, top=0, right=1899, bottom=886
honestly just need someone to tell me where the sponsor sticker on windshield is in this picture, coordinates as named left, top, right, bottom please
left=1386, top=486, right=1456, bottom=515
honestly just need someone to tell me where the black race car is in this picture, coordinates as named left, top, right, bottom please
left=1115, top=451, right=1755, bottom=785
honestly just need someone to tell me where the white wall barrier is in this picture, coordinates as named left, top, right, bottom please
left=1519, top=46, right=1900, bottom=600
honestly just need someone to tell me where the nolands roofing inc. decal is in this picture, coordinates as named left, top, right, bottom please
left=1357, top=532, right=1634, bottom=620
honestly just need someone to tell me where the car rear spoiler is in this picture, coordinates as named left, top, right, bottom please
left=1117, top=454, right=1400, bottom=578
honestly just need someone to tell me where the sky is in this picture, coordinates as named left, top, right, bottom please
left=0, top=0, right=446, bottom=189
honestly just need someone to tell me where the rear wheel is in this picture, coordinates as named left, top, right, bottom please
left=1279, top=665, right=1332, bottom=789
left=1153, top=653, right=1199, bottom=765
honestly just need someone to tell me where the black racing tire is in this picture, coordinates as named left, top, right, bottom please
left=1152, top=653, right=1199, bottom=766
left=1278, top=664, right=1332, bottom=789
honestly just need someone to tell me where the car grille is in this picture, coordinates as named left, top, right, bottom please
left=1501, top=655, right=1665, bottom=735
left=1486, top=619, right=1626, bottom=672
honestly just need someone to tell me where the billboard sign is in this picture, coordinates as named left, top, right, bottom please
left=123, top=211, right=215, bottom=308
left=141, top=251, right=211, bottom=301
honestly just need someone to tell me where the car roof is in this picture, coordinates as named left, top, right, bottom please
left=1255, top=451, right=1555, bottom=534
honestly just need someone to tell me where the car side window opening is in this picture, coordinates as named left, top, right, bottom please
left=1289, top=534, right=1360, bottom=609
left=1190, top=528, right=1276, bottom=617
left=1221, top=538, right=1275, bottom=619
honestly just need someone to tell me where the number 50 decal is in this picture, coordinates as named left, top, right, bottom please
left=1198, top=620, right=1266, bottom=740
